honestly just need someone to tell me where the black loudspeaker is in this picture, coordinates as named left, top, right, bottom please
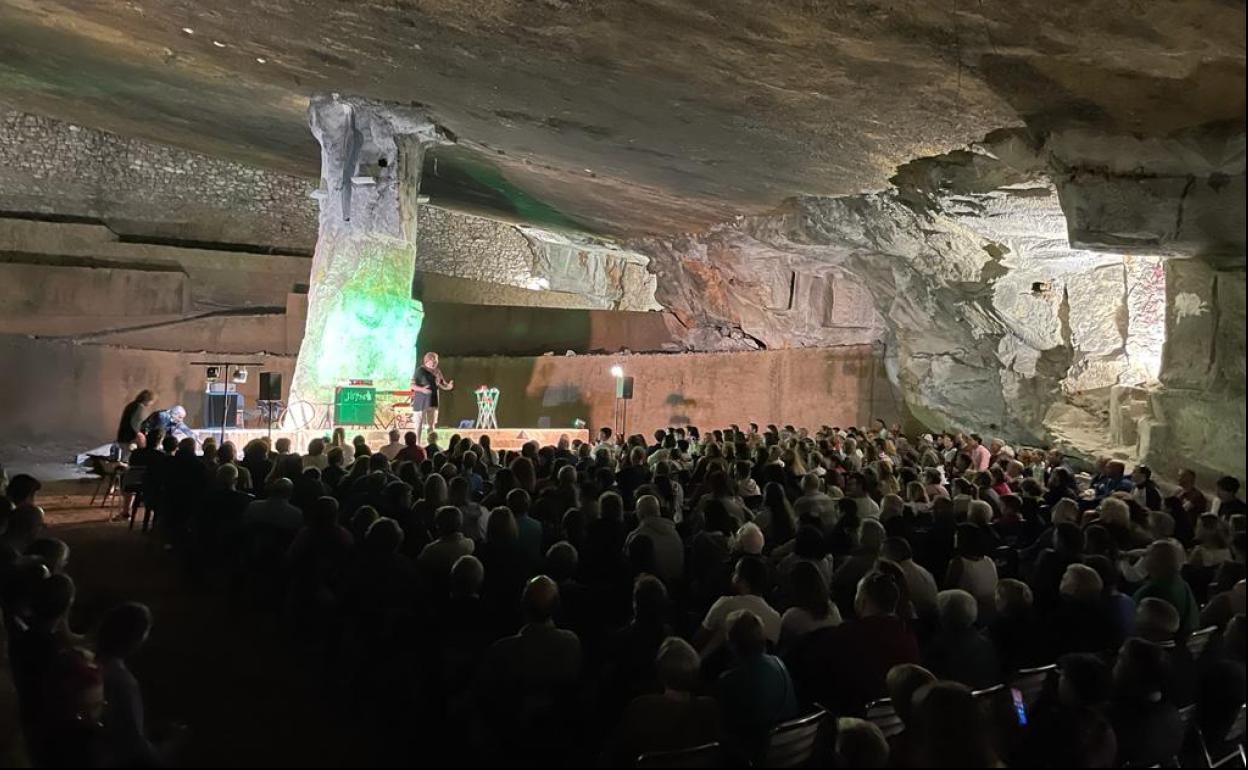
left=259, top=371, right=283, bottom=401
left=204, top=393, right=242, bottom=428
left=615, top=376, right=635, bottom=400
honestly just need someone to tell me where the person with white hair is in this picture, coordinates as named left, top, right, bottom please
left=625, top=495, right=684, bottom=585
left=1133, top=539, right=1200, bottom=634
left=605, top=637, right=719, bottom=765
left=1047, top=564, right=1117, bottom=658
left=924, top=589, right=1001, bottom=689
left=140, top=404, right=197, bottom=444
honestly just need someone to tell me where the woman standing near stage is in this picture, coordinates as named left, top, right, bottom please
left=412, top=352, right=454, bottom=437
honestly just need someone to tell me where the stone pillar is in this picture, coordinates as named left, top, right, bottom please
left=285, top=95, right=446, bottom=427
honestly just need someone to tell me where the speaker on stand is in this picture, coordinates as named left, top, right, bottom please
left=613, top=375, right=634, bottom=438
left=259, top=371, right=283, bottom=444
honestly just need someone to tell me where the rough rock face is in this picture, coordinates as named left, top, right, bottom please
left=1139, top=260, right=1247, bottom=479
left=634, top=132, right=1174, bottom=444
left=285, top=95, right=448, bottom=423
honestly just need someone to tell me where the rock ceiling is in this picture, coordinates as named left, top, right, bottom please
left=0, top=0, right=1243, bottom=236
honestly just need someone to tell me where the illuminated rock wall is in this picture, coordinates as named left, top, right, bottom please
left=285, top=96, right=447, bottom=424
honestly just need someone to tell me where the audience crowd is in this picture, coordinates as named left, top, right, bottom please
left=1, top=419, right=1246, bottom=767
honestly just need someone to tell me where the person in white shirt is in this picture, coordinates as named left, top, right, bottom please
left=845, top=472, right=881, bottom=520
left=379, top=429, right=404, bottom=461
left=779, top=561, right=843, bottom=652
left=693, top=555, right=781, bottom=657
left=883, top=536, right=939, bottom=618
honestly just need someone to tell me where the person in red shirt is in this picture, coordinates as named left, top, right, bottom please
left=393, top=431, right=427, bottom=465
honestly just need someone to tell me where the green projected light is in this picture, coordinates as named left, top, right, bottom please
left=289, top=241, right=422, bottom=418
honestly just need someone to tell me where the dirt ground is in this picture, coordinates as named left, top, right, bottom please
left=44, top=488, right=396, bottom=767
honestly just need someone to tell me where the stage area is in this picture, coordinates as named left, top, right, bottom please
left=214, top=427, right=589, bottom=452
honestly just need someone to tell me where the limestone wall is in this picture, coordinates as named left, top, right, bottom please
left=420, top=345, right=897, bottom=437
left=0, top=105, right=317, bottom=250
left=0, top=334, right=297, bottom=449
left=0, top=333, right=893, bottom=450
left=1139, top=261, right=1247, bottom=480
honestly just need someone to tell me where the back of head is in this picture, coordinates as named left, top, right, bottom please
left=860, top=518, right=886, bottom=551
left=936, top=589, right=978, bottom=630
left=521, top=575, right=560, bottom=624
left=736, top=522, right=765, bottom=556
left=726, top=609, right=766, bottom=657
left=1099, top=497, right=1130, bottom=528
left=450, top=554, right=485, bottom=597
left=836, top=718, right=889, bottom=769
left=486, top=507, right=518, bottom=543
left=1143, top=538, right=1184, bottom=580
left=1114, top=637, right=1171, bottom=701
left=506, top=487, right=531, bottom=518
left=311, top=496, right=339, bottom=528
left=96, top=601, right=152, bottom=659
left=25, top=537, right=70, bottom=574
left=995, top=578, right=1033, bottom=615
left=545, top=540, right=579, bottom=581
left=1054, top=521, right=1085, bottom=555
left=1058, top=653, right=1112, bottom=708
left=268, top=477, right=295, bottom=500
left=364, top=516, right=403, bottom=555
left=734, top=554, right=768, bottom=595
left=882, top=536, right=913, bottom=563
left=216, top=462, right=239, bottom=489
left=636, top=494, right=661, bottom=520
left=914, top=681, right=995, bottom=767
left=655, top=636, right=701, bottom=693
left=632, top=573, right=669, bottom=626
left=32, top=573, right=75, bottom=623
left=434, top=505, right=463, bottom=537
left=1135, top=597, right=1181, bottom=642
left=856, top=571, right=901, bottom=617
left=967, top=500, right=993, bottom=527
left=886, top=663, right=936, bottom=726
left=1060, top=563, right=1104, bottom=602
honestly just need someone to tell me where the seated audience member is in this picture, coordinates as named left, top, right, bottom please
left=417, top=505, right=475, bottom=581
left=717, top=610, right=798, bottom=759
left=944, top=522, right=998, bottom=618
left=476, top=575, right=581, bottom=742
left=626, top=495, right=684, bottom=585
left=96, top=602, right=181, bottom=767
left=790, top=571, right=919, bottom=714
left=1133, top=539, right=1200, bottom=634
left=378, top=430, right=404, bottom=461
left=1200, top=579, right=1246, bottom=630
left=793, top=473, right=840, bottom=532
left=988, top=579, right=1044, bottom=676
left=1209, top=531, right=1246, bottom=595
left=1107, top=638, right=1185, bottom=768
left=912, top=681, right=1001, bottom=768
left=835, top=717, right=889, bottom=768
left=1083, top=554, right=1135, bottom=645
left=884, top=664, right=937, bottom=768
left=882, top=536, right=939, bottom=619
left=1135, top=597, right=1196, bottom=706
left=831, top=518, right=885, bottom=615
left=924, top=589, right=1001, bottom=690
left=1023, top=652, right=1115, bottom=767
left=1048, top=563, right=1117, bottom=657
left=778, top=560, right=842, bottom=652
left=244, top=478, right=302, bottom=534
left=1031, top=521, right=1084, bottom=612
left=1130, top=464, right=1163, bottom=511
left=1190, top=513, right=1232, bottom=568
left=695, top=555, right=781, bottom=657
left=1213, top=475, right=1247, bottom=519
left=604, top=637, right=719, bottom=766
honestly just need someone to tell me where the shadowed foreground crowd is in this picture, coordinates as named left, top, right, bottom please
left=1, top=422, right=1246, bottom=768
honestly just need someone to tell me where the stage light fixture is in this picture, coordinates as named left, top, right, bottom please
left=610, top=365, right=624, bottom=378
left=206, top=366, right=220, bottom=381
left=233, top=367, right=249, bottom=384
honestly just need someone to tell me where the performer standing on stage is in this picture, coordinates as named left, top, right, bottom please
left=116, top=389, right=155, bottom=459
left=412, top=351, right=453, bottom=436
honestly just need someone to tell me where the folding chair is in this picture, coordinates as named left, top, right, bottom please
left=760, top=709, right=827, bottom=768
left=636, top=742, right=724, bottom=768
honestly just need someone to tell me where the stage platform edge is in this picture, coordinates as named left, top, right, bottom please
left=211, top=427, right=589, bottom=453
